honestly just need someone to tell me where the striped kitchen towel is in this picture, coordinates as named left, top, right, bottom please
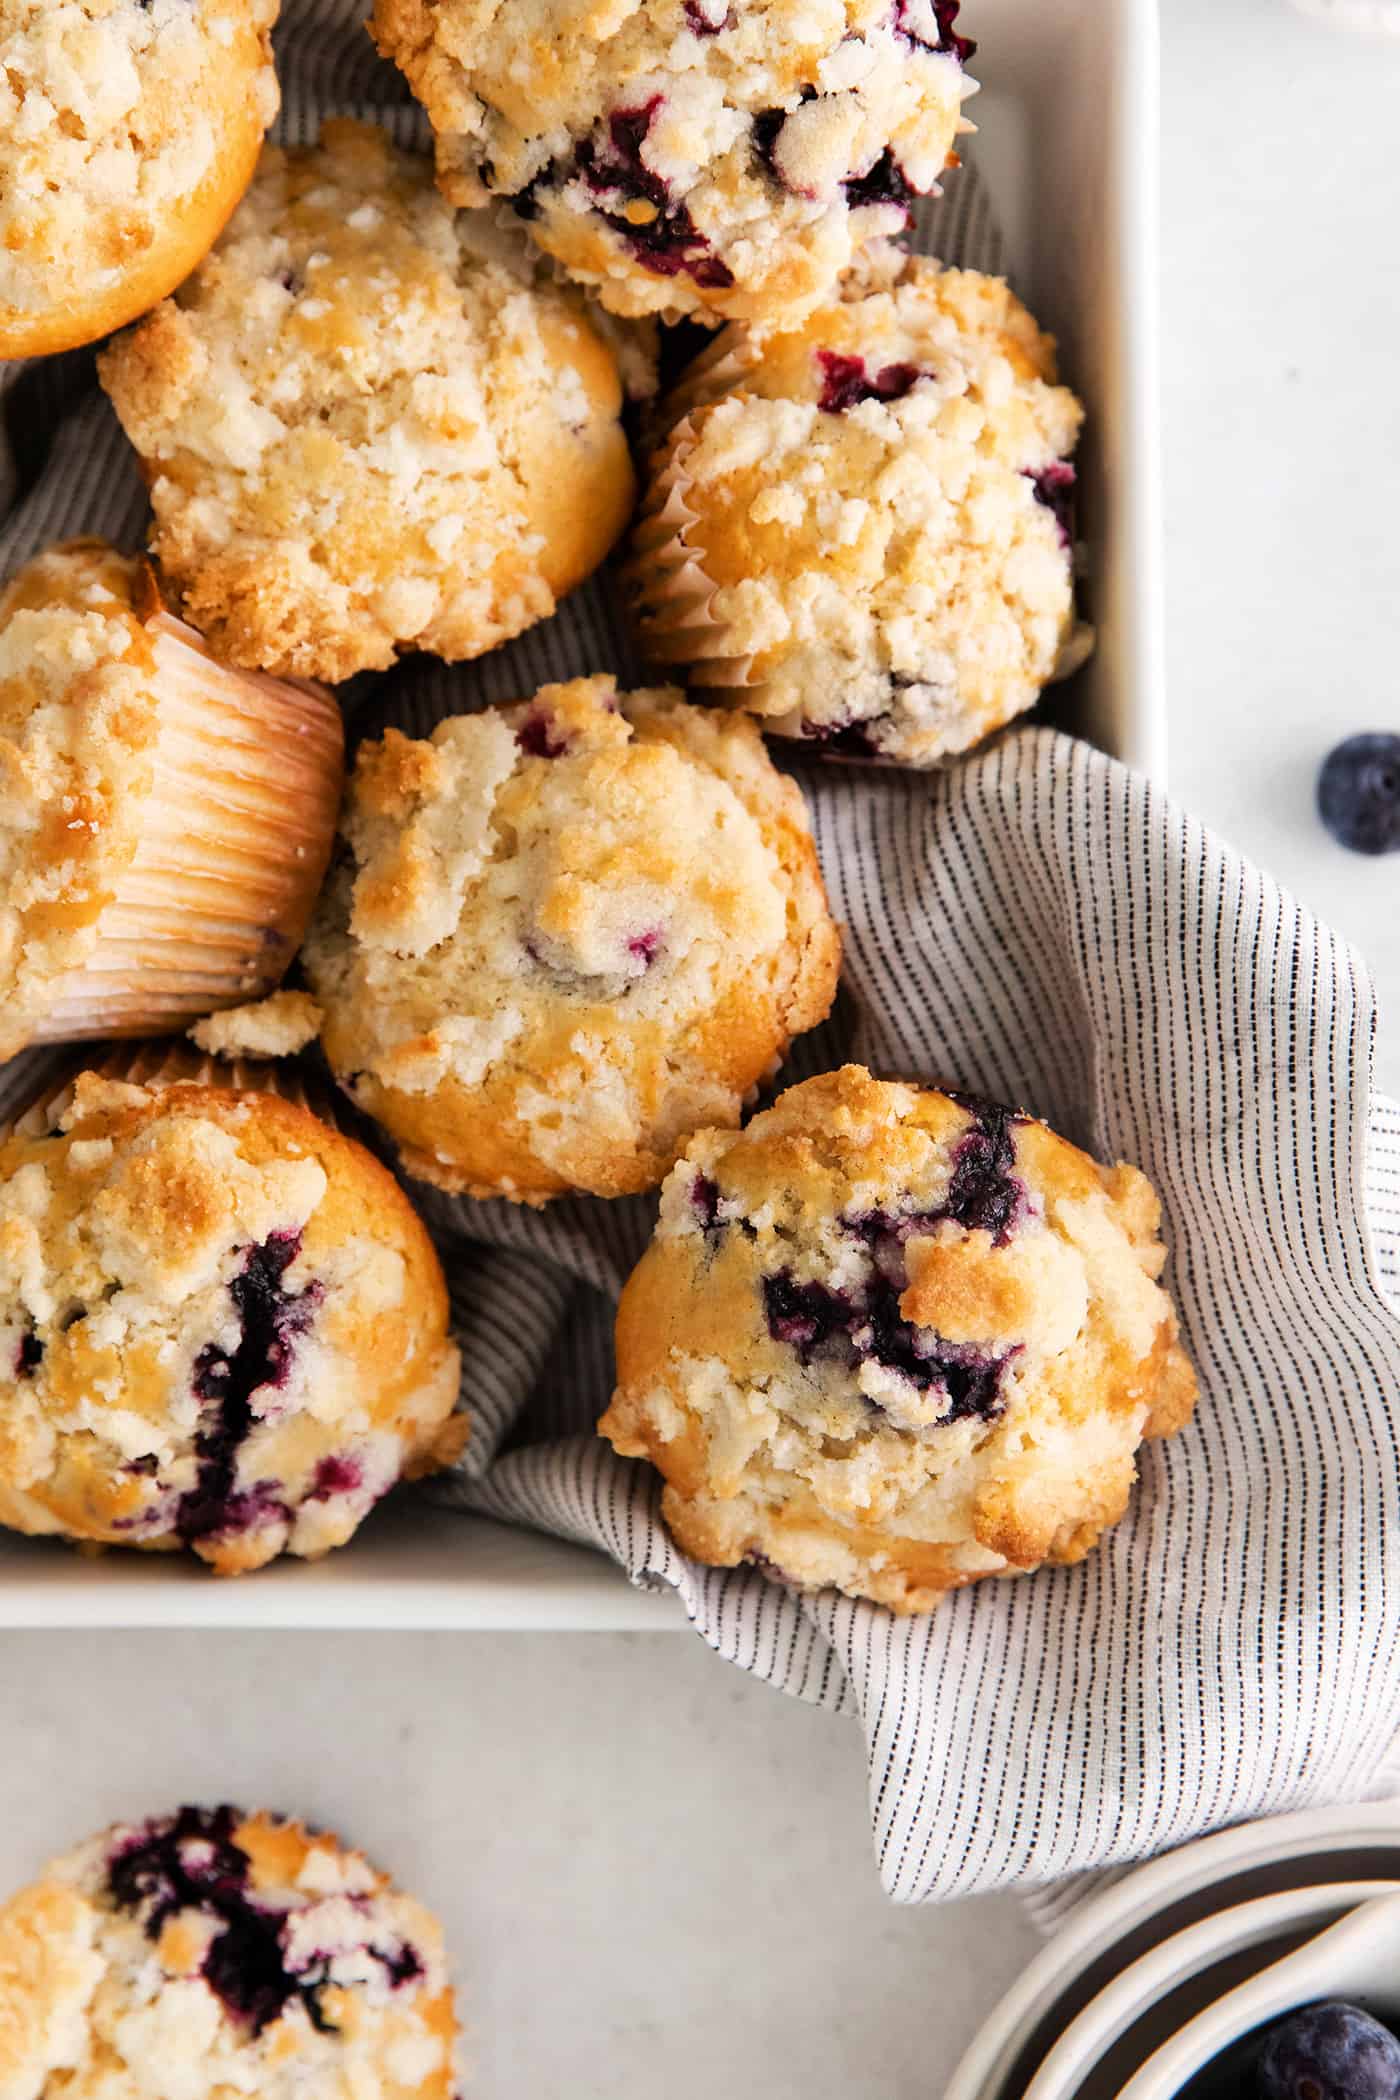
left=3, top=0, right=1399, bottom=1907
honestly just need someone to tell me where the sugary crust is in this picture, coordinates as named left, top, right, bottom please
left=190, top=992, right=324, bottom=1061
left=370, top=0, right=974, bottom=323
left=98, top=119, right=638, bottom=683
left=0, top=1809, right=458, bottom=2099
left=0, top=541, right=343, bottom=1057
left=601, top=1065, right=1197, bottom=1612
left=0, top=0, right=280, bottom=359
left=630, top=258, right=1089, bottom=766
left=302, top=674, right=841, bottom=1203
left=0, top=1075, right=464, bottom=1574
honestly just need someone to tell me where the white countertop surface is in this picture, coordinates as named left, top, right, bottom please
left=2, top=5, right=1397, bottom=2095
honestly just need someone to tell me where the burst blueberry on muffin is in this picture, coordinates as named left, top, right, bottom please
left=98, top=118, right=640, bottom=684
left=370, top=0, right=976, bottom=324
left=630, top=254, right=1091, bottom=766
left=600, top=1066, right=1197, bottom=1612
left=300, top=674, right=842, bottom=1204
left=0, top=1064, right=465, bottom=1573
left=0, top=1807, right=459, bottom=2098
left=0, top=0, right=279, bottom=359
left=0, top=541, right=343, bottom=1059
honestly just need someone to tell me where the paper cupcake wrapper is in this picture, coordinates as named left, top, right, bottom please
left=625, top=411, right=765, bottom=698
left=648, top=330, right=759, bottom=445
left=4, top=1041, right=343, bottom=1141
left=28, top=603, right=344, bottom=1047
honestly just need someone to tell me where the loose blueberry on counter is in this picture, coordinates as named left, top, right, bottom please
left=1255, top=2001, right=1400, bottom=2100
left=1317, top=733, right=1400, bottom=855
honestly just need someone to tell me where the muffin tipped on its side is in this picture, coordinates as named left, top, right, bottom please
left=0, top=540, right=343, bottom=1058
left=371, top=0, right=976, bottom=324
left=630, top=256, right=1090, bottom=766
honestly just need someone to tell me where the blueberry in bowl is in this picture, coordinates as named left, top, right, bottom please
left=1180, top=2001, right=1400, bottom=2099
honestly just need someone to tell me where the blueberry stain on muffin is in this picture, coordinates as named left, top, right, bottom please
left=1029, top=460, right=1078, bottom=549
left=815, top=348, right=927, bottom=413
left=371, top=0, right=975, bottom=322
left=603, top=1066, right=1197, bottom=1612
left=176, top=1232, right=325, bottom=1547
left=107, top=1808, right=332, bottom=2036
left=761, top=1264, right=1014, bottom=1424
left=894, top=0, right=978, bottom=65
left=576, top=100, right=736, bottom=290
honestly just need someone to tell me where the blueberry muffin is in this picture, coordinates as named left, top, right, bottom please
left=98, top=119, right=639, bottom=684
left=0, top=0, right=279, bottom=359
left=370, top=0, right=975, bottom=324
left=0, top=541, right=343, bottom=1058
left=301, top=674, right=842, bottom=1204
left=0, top=1806, right=459, bottom=2098
left=630, top=256, right=1091, bottom=765
left=0, top=1065, right=465, bottom=1573
left=601, top=1066, right=1197, bottom=1612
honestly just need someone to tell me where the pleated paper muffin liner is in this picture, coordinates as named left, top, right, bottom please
left=2, top=1039, right=344, bottom=1140
left=625, top=410, right=763, bottom=698
left=27, top=585, right=344, bottom=1048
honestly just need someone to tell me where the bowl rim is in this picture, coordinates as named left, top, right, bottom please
left=1116, top=1887, right=1400, bottom=2100
left=1021, top=1879, right=1400, bottom=2100
left=944, top=1798, right=1400, bottom=2100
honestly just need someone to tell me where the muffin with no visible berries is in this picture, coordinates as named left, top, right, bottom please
left=0, top=540, right=343, bottom=1059
left=0, top=1806, right=459, bottom=2098
left=301, top=674, right=842, bottom=1203
left=601, top=1065, right=1197, bottom=1611
left=371, top=0, right=976, bottom=324
left=0, top=0, right=280, bottom=358
left=98, top=119, right=640, bottom=683
left=631, top=254, right=1090, bottom=766
left=0, top=1063, right=465, bottom=1573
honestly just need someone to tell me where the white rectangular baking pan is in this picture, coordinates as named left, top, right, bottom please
left=0, top=0, right=1163, bottom=1629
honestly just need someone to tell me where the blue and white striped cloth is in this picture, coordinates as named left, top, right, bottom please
left=3, top=0, right=1398, bottom=1909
